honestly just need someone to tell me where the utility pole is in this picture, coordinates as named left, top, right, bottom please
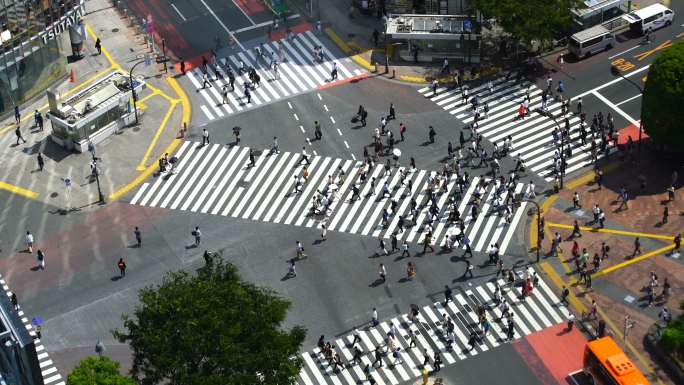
left=623, top=314, right=635, bottom=342
left=610, top=65, right=644, bottom=152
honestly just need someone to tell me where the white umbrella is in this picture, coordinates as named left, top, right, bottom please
left=392, top=148, right=402, bottom=157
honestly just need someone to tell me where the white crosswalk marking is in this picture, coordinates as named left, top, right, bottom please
left=130, top=142, right=526, bottom=253
left=418, top=77, right=617, bottom=181
left=295, top=269, right=570, bottom=385
left=190, top=33, right=366, bottom=121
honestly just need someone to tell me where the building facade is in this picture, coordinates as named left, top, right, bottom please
left=0, top=0, right=85, bottom=117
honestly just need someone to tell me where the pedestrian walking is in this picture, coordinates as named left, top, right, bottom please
left=561, top=285, right=570, bottom=305
left=320, top=224, right=327, bottom=241
left=192, top=226, right=201, bottom=246
left=36, top=249, right=45, bottom=270
left=134, top=226, right=142, bottom=247
left=314, top=121, right=322, bottom=140
left=378, top=263, right=387, bottom=282
left=287, top=259, right=296, bottom=277
left=179, top=58, right=186, bottom=75
left=221, top=85, right=229, bottom=104
left=399, top=123, right=406, bottom=142
left=388, top=103, right=396, bottom=120
left=25, top=231, right=34, bottom=253
left=674, top=233, right=681, bottom=252
left=330, top=62, right=338, bottom=80
left=433, top=352, right=442, bottom=371
left=572, top=191, right=581, bottom=209
left=10, top=293, right=18, bottom=310
left=202, top=128, right=210, bottom=146
left=299, top=147, right=311, bottom=165
left=248, top=148, right=256, bottom=168
left=243, top=86, right=251, bottom=104
left=662, top=206, right=669, bottom=224
left=422, top=232, right=434, bottom=253
left=407, top=261, right=416, bottom=280
left=632, top=237, right=641, bottom=257
left=571, top=220, right=582, bottom=238
left=401, top=240, right=410, bottom=258
left=15, top=126, right=26, bottom=145
left=201, top=73, right=211, bottom=89
left=117, top=257, right=126, bottom=277
left=95, top=37, right=102, bottom=55
left=428, top=126, right=436, bottom=144
left=14, top=105, right=20, bottom=123
left=372, top=307, right=379, bottom=326
left=444, top=285, right=453, bottom=304
left=465, top=259, right=474, bottom=278
left=36, top=152, right=44, bottom=171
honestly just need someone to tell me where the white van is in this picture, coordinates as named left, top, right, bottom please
left=569, top=25, right=615, bottom=58
left=624, top=3, right=674, bottom=35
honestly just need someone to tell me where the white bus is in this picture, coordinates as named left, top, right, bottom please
left=569, top=25, right=615, bottom=58
left=623, top=3, right=674, bottom=35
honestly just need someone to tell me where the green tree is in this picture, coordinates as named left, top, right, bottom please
left=472, top=0, right=583, bottom=45
left=661, top=301, right=684, bottom=359
left=113, top=257, right=305, bottom=385
left=67, top=356, right=135, bottom=385
left=641, top=40, right=684, bottom=151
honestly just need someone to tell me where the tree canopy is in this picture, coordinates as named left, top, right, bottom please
left=473, top=0, right=584, bottom=44
left=67, top=356, right=136, bottom=385
left=641, top=40, right=684, bottom=151
left=661, top=300, right=684, bottom=359
left=113, top=257, right=306, bottom=385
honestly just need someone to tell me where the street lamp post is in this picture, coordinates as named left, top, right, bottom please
left=161, top=38, right=168, bottom=73
left=88, top=141, right=105, bottom=203
left=523, top=198, right=542, bottom=262
left=129, top=60, right=145, bottom=125
left=610, top=65, right=644, bottom=152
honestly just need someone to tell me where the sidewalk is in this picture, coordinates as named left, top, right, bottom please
left=533, top=150, right=683, bottom=385
left=0, top=0, right=189, bottom=209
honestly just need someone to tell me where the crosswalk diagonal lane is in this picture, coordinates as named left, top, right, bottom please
left=169, top=144, right=220, bottom=210
left=306, top=159, right=357, bottom=228
left=157, top=144, right=211, bottom=208
left=240, top=152, right=296, bottom=219
left=272, top=156, right=323, bottom=223
left=218, top=151, right=268, bottom=216
left=294, top=158, right=342, bottom=226
left=284, top=157, right=333, bottom=225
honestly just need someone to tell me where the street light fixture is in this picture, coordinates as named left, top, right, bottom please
left=129, top=60, right=146, bottom=125
left=610, top=65, right=644, bottom=152
left=88, top=141, right=105, bottom=204
left=523, top=198, right=542, bottom=262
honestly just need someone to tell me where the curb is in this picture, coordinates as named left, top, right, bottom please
left=324, top=27, right=376, bottom=72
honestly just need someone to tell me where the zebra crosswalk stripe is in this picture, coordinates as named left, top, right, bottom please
left=294, top=270, right=570, bottom=385
left=419, top=77, right=614, bottom=182
left=130, top=143, right=526, bottom=254
left=189, top=33, right=366, bottom=122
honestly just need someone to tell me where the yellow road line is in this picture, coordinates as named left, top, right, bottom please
left=137, top=91, right=160, bottom=104
left=137, top=101, right=178, bottom=171
left=540, top=261, right=586, bottom=312
left=85, top=24, right=120, bottom=69
left=0, top=181, right=39, bottom=199
left=593, top=244, right=675, bottom=278
left=146, top=83, right=179, bottom=103
left=324, top=28, right=353, bottom=55
left=166, top=76, right=191, bottom=125
left=547, top=222, right=675, bottom=240
left=110, top=138, right=182, bottom=201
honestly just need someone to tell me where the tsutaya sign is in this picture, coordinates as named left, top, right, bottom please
left=40, top=2, right=86, bottom=44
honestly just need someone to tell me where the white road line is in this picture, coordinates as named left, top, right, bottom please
left=200, top=105, right=215, bottom=120
left=337, top=128, right=343, bottom=135
left=233, top=14, right=300, bottom=33
left=351, top=153, right=356, bottom=160
left=615, top=93, right=642, bottom=106
left=317, top=93, right=322, bottom=100
left=199, top=0, right=245, bottom=50
left=576, top=65, right=649, bottom=99
left=288, top=102, right=293, bottom=109
left=170, top=3, right=187, bottom=21
left=608, top=44, right=642, bottom=59
left=299, top=125, right=305, bottom=133
left=231, top=0, right=256, bottom=25
left=330, top=116, right=336, bottom=124
left=592, top=90, right=639, bottom=126
left=199, top=146, right=246, bottom=213
left=344, top=140, right=350, bottom=149
left=324, top=104, right=329, bottom=111
left=129, top=183, right=149, bottom=205
left=306, top=138, right=312, bottom=146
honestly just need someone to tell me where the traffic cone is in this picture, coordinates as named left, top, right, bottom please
left=69, top=68, right=75, bottom=83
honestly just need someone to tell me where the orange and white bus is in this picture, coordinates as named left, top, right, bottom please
left=582, top=336, right=650, bottom=385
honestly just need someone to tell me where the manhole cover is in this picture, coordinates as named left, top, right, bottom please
left=237, top=180, right=250, bottom=188
left=50, top=192, right=59, bottom=198
left=112, top=28, right=119, bottom=33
